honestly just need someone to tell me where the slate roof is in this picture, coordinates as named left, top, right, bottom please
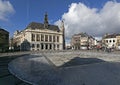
left=74, top=33, right=89, bottom=37
left=73, top=33, right=95, bottom=40
left=80, top=33, right=89, bottom=37
left=0, top=28, right=9, bottom=34
left=103, top=33, right=120, bottom=39
left=26, top=22, right=60, bottom=32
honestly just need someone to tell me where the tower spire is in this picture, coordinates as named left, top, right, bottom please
left=44, top=12, right=49, bottom=28
left=61, top=20, right=65, bottom=49
left=61, top=20, right=64, bottom=31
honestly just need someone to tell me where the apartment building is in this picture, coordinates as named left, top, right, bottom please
left=71, top=33, right=95, bottom=50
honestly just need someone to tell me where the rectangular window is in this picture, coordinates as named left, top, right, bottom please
left=5, top=34, right=8, bottom=40
left=45, top=35, right=48, bottom=42
left=41, top=34, right=44, bottom=41
left=53, top=36, right=55, bottom=42
left=57, top=45, right=59, bottom=49
left=57, top=36, right=59, bottom=42
left=41, top=43, right=44, bottom=49
left=49, top=35, right=52, bottom=42
left=36, top=34, right=40, bottom=41
left=32, top=34, right=35, bottom=41
left=45, top=44, right=48, bottom=49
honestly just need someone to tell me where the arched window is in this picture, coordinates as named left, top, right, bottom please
left=41, top=43, right=43, bottom=49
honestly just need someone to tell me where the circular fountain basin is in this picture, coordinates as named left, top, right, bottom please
left=8, top=51, right=120, bottom=85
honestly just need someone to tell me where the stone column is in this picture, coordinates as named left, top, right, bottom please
left=35, top=34, right=36, bottom=42
left=39, top=43, right=41, bottom=50
left=44, top=34, right=45, bottom=42
left=40, top=34, right=41, bottom=42
left=48, top=35, right=50, bottom=42
left=48, top=44, right=50, bottom=50
left=52, top=35, right=53, bottom=42
left=54, top=44, right=56, bottom=50
left=52, top=44, right=54, bottom=50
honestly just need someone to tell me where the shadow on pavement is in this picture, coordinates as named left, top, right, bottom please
left=60, top=57, right=105, bottom=67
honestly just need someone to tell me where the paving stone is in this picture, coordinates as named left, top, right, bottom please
left=1, top=50, right=120, bottom=85
left=0, top=55, right=31, bottom=85
left=8, top=51, right=120, bottom=85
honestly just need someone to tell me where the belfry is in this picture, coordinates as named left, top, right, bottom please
left=44, top=12, right=49, bottom=29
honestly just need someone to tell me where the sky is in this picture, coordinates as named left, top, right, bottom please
left=0, top=0, right=120, bottom=42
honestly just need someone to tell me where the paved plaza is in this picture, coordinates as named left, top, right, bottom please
left=0, top=54, right=31, bottom=85
left=7, top=51, right=120, bottom=85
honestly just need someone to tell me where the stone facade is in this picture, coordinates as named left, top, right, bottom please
left=71, top=33, right=95, bottom=50
left=71, top=34, right=81, bottom=50
left=0, top=28, right=9, bottom=52
left=13, top=13, right=65, bottom=51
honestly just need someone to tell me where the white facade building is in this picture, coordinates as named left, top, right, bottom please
left=102, top=34, right=118, bottom=48
left=103, top=38, right=117, bottom=48
left=13, top=13, right=65, bottom=51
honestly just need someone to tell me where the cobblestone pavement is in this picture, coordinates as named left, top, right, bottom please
left=8, top=50, right=120, bottom=85
left=45, top=51, right=120, bottom=67
left=0, top=55, right=31, bottom=85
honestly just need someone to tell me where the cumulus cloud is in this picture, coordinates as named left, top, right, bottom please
left=55, top=1, right=120, bottom=39
left=0, top=0, right=15, bottom=21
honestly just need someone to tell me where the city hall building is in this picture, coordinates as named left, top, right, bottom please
left=13, top=13, right=65, bottom=51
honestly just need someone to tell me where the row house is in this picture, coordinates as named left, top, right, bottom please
left=71, top=33, right=96, bottom=50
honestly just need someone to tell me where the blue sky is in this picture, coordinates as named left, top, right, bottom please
left=0, top=0, right=120, bottom=41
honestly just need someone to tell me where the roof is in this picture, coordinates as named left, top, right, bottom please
left=0, top=28, right=9, bottom=33
left=73, top=33, right=89, bottom=37
left=26, top=22, right=60, bottom=32
left=103, top=33, right=120, bottom=39
left=80, top=33, right=89, bottom=37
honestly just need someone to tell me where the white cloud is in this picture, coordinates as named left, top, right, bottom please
left=55, top=1, right=120, bottom=39
left=0, top=0, right=15, bottom=21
